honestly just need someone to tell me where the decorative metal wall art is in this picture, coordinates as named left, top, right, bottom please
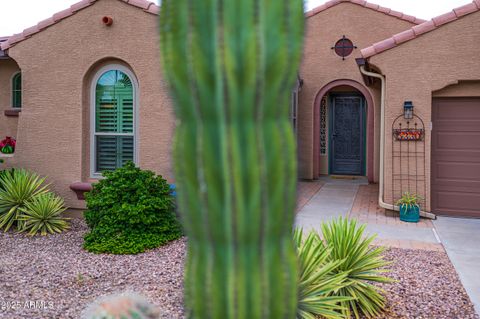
left=391, top=114, right=427, bottom=209
left=331, top=35, right=357, bottom=60
left=320, top=96, right=327, bottom=155
left=393, top=126, right=424, bottom=141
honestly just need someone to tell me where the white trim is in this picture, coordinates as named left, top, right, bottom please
left=89, top=64, right=139, bottom=178
left=10, top=71, right=21, bottom=108
left=432, top=228, right=442, bottom=244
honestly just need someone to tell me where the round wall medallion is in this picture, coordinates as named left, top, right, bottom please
left=332, top=36, right=357, bottom=60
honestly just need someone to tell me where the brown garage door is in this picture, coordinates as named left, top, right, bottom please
left=432, top=98, right=480, bottom=217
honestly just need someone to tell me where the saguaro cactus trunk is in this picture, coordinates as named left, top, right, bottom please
left=160, top=1, right=304, bottom=318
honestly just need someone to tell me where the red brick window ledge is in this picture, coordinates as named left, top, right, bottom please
left=70, top=182, right=93, bottom=200
left=4, top=109, right=21, bottom=117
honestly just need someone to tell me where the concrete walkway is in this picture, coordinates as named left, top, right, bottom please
left=295, top=177, right=439, bottom=245
left=295, top=178, right=479, bottom=316
left=433, top=217, right=480, bottom=314
left=295, top=178, right=362, bottom=233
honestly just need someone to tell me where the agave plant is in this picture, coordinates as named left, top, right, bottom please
left=294, top=228, right=351, bottom=319
left=0, top=169, right=49, bottom=231
left=18, top=193, right=69, bottom=236
left=320, top=217, right=393, bottom=319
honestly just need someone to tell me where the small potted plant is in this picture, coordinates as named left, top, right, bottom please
left=396, top=192, right=422, bottom=223
left=0, top=136, right=16, bottom=154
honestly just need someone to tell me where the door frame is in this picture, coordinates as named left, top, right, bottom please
left=313, top=80, right=375, bottom=182
left=328, top=92, right=367, bottom=176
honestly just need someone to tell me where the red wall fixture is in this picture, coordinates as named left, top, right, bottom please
left=102, top=16, right=113, bottom=26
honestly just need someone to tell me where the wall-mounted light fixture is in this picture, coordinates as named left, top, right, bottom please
left=403, top=101, right=414, bottom=119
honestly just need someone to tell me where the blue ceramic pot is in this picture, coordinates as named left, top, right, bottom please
left=399, top=204, right=420, bottom=223
left=169, top=184, right=176, bottom=197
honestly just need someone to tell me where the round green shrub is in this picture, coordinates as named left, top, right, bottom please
left=83, top=162, right=182, bottom=254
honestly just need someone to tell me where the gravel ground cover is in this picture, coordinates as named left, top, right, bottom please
left=374, top=248, right=479, bottom=319
left=0, top=219, right=185, bottom=319
left=0, top=219, right=478, bottom=319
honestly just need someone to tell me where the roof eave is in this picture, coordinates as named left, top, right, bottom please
left=0, top=0, right=160, bottom=51
left=360, top=0, right=480, bottom=59
left=305, top=0, right=426, bottom=25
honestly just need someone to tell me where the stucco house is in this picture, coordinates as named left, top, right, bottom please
left=0, top=0, right=479, bottom=217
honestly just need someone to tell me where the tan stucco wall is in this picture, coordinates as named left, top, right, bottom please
left=433, top=81, right=480, bottom=97
left=369, top=11, right=480, bottom=211
left=299, top=2, right=417, bottom=180
left=0, top=59, right=21, bottom=140
left=7, top=0, right=173, bottom=208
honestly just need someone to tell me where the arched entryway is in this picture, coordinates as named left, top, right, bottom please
left=313, top=79, right=375, bottom=182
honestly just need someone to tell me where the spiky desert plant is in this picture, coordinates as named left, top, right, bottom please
left=18, top=193, right=69, bottom=236
left=82, top=292, right=160, bottom=319
left=0, top=169, right=48, bottom=231
left=321, top=218, right=393, bottom=318
left=294, top=228, right=351, bottom=319
left=160, top=1, right=304, bottom=318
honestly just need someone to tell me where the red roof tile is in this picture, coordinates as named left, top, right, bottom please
left=453, top=2, right=478, bottom=17
left=0, top=0, right=159, bottom=51
left=305, top=0, right=426, bottom=24
left=361, top=1, right=480, bottom=58
left=0, top=37, right=9, bottom=57
left=432, top=11, right=458, bottom=27
left=364, top=3, right=379, bottom=10
left=6, top=33, right=24, bottom=45
left=127, top=0, right=153, bottom=10
left=392, top=29, right=415, bottom=44
left=22, top=25, right=40, bottom=38
left=412, top=20, right=436, bottom=35
left=71, top=0, right=95, bottom=13
left=146, top=5, right=159, bottom=15
left=37, top=17, right=56, bottom=31
left=401, top=14, right=418, bottom=24
left=372, top=37, right=395, bottom=53
left=360, top=46, right=376, bottom=58
left=376, top=6, right=391, bottom=14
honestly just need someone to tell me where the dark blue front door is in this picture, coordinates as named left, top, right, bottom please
left=330, top=95, right=365, bottom=175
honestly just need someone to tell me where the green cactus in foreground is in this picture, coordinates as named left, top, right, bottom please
left=160, top=1, right=305, bottom=318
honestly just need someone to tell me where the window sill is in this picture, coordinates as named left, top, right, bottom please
left=4, top=109, right=21, bottom=117
left=70, top=182, right=93, bottom=200
left=0, top=153, right=14, bottom=158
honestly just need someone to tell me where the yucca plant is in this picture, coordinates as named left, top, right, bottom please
left=294, top=228, right=351, bottom=319
left=0, top=168, right=14, bottom=189
left=320, top=218, right=393, bottom=319
left=396, top=192, right=423, bottom=209
left=0, top=169, right=49, bottom=231
left=160, top=0, right=304, bottom=317
left=18, top=193, right=69, bottom=236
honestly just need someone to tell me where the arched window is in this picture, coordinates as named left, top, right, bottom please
left=12, top=72, right=21, bottom=108
left=91, top=65, right=137, bottom=176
